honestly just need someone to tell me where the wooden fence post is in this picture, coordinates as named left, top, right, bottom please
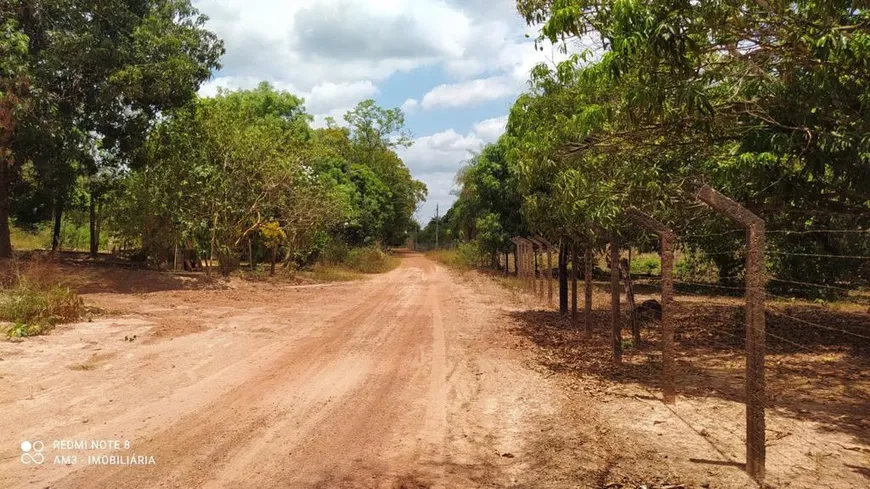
left=571, top=245, right=578, bottom=326
left=525, top=240, right=534, bottom=292
left=626, top=208, right=676, bottom=404
left=532, top=237, right=553, bottom=306
left=547, top=245, right=554, bottom=306
left=559, top=240, right=569, bottom=313
left=696, top=185, right=767, bottom=482
left=610, top=238, right=622, bottom=365
left=584, top=246, right=593, bottom=336
left=511, top=237, right=524, bottom=288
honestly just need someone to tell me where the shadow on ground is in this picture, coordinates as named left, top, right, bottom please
left=507, top=299, right=870, bottom=451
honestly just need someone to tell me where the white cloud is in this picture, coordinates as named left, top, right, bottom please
left=421, top=76, right=518, bottom=110
left=199, top=77, right=378, bottom=129
left=402, top=116, right=513, bottom=221
left=472, top=116, right=508, bottom=143
left=195, top=0, right=472, bottom=89
left=401, top=98, right=420, bottom=114
left=305, top=81, right=378, bottom=113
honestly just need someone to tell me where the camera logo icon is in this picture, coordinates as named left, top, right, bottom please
left=20, top=440, right=45, bottom=465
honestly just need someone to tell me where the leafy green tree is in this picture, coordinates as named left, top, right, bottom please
left=7, top=0, right=223, bottom=254
left=0, top=4, right=30, bottom=257
left=344, top=100, right=427, bottom=245
left=450, top=140, right=525, bottom=266
left=509, top=0, right=870, bottom=294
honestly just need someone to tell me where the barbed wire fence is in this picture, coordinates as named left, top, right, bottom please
left=510, top=184, right=870, bottom=485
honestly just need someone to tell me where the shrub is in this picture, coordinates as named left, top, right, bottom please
left=343, top=246, right=398, bottom=274
left=320, top=240, right=350, bottom=265
left=428, top=242, right=481, bottom=269
left=675, top=250, right=720, bottom=283
left=629, top=254, right=660, bottom=276
left=0, top=278, right=85, bottom=338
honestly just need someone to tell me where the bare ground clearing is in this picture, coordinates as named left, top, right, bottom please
left=1, top=252, right=861, bottom=487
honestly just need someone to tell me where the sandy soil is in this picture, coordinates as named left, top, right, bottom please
left=0, top=252, right=852, bottom=488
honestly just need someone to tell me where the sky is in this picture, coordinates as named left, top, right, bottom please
left=192, top=0, right=569, bottom=224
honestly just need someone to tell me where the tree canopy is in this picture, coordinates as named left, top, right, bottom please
left=436, top=0, right=870, bottom=295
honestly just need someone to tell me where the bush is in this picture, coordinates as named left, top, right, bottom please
left=320, top=240, right=350, bottom=265
left=675, top=250, right=720, bottom=282
left=428, top=242, right=481, bottom=269
left=630, top=254, right=660, bottom=276
left=343, top=246, right=398, bottom=274
left=1, top=278, right=85, bottom=338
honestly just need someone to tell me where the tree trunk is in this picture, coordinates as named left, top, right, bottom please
left=559, top=241, right=569, bottom=313
left=0, top=157, right=11, bottom=258
left=249, top=238, right=255, bottom=271
left=89, top=191, right=99, bottom=257
left=51, top=196, right=63, bottom=252
left=270, top=245, right=277, bottom=276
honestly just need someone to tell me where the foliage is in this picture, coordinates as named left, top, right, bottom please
left=420, top=1, right=870, bottom=297
left=342, top=246, right=398, bottom=274
left=427, top=242, right=484, bottom=270
left=629, top=254, right=660, bottom=276
left=1, top=278, right=84, bottom=337
left=5, top=0, right=225, bottom=255
left=422, top=140, right=523, bottom=267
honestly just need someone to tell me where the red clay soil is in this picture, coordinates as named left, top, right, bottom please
left=1, top=252, right=862, bottom=488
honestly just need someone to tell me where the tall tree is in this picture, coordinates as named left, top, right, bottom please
left=7, top=0, right=223, bottom=254
left=344, top=100, right=426, bottom=245
left=0, top=3, right=30, bottom=257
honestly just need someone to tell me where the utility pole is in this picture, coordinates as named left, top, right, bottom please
left=435, top=203, right=440, bottom=250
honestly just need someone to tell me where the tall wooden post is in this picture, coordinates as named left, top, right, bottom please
left=584, top=247, right=593, bottom=336
left=696, top=185, right=767, bottom=482
left=524, top=240, right=534, bottom=292
left=525, top=242, right=532, bottom=291
left=610, top=239, right=622, bottom=365
left=547, top=247, right=554, bottom=306
left=571, top=245, right=578, bottom=326
left=531, top=237, right=548, bottom=300
left=558, top=241, right=569, bottom=313
left=626, top=208, right=676, bottom=405
left=511, top=237, right=524, bottom=287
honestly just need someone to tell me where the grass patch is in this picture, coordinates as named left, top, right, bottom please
left=629, top=253, right=660, bottom=276
left=427, top=243, right=481, bottom=270
left=10, top=226, right=51, bottom=251
left=306, top=265, right=365, bottom=282
left=1, top=278, right=85, bottom=338
left=342, top=246, right=399, bottom=274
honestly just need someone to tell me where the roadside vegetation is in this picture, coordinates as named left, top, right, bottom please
left=415, top=2, right=870, bottom=301
left=1, top=2, right=423, bottom=286
left=0, top=276, right=84, bottom=338
left=1, top=1, right=425, bottom=337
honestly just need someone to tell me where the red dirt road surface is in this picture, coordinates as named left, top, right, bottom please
left=1, top=252, right=849, bottom=488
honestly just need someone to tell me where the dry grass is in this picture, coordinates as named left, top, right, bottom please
left=0, top=259, right=86, bottom=338
left=304, top=265, right=365, bottom=282
left=343, top=246, right=399, bottom=274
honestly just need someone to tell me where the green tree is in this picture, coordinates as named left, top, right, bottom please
left=7, top=0, right=223, bottom=254
left=0, top=4, right=30, bottom=257
left=344, top=100, right=427, bottom=245
left=510, top=0, right=870, bottom=294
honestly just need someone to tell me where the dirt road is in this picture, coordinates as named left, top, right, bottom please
left=2, top=252, right=766, bottom=488
left=0, top=253, right=586, bottom=488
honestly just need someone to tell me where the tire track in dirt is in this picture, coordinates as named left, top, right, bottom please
left=6, top=252, right=617, bottom=489
left=51, top=268, right=413, bottom=488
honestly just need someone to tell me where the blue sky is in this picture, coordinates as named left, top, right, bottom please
left=193, top=0, right=569, bottom=224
